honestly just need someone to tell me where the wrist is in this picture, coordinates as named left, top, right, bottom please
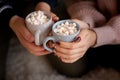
left=89, top=29, right=97, bottom=47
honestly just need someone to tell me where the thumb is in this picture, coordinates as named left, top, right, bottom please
left=51, top=12, right=59, bottom=21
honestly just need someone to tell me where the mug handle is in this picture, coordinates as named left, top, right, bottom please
left=43, top=36, right=56, bottom=52
left=35, top=30, right=42, bottom=45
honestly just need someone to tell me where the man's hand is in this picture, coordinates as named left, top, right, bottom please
left=9, top=15, right=50, bottom=56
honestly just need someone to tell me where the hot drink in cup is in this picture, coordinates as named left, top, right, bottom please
left=43, top=20, right=80, bottom=52
left=25, top=10, right=52, bottom=45
left=54, top=21, right=78, bottom=36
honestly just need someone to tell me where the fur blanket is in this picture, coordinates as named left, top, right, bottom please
left=6, top=37, right=120, bottom=80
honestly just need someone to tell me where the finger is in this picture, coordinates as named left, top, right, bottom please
left=55, top=44, right=81, bottom=55
left=57, top=41, right=81, bottom=49
left=17, top=32, right=46, bottom=54
left=51, top=12, right=59, bottom=21
left=48, top=31, right=53, bottom=36
left=61, top=55, right=81, bottom=63
left=54, top=47, right=85, bottom=60
left=18, top=24, right=34, bottom=42
left=33, top=50, right=51, bottom=56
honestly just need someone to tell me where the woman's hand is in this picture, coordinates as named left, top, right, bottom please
left=54, top=29, right=97, bottom=63
left=9, top=15, right=50, bottom=56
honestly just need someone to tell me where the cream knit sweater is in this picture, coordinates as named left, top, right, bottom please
left=66, top=0, right=120, bottom=47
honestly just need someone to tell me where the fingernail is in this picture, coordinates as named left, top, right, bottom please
left=74, top=36, right=81, bottom=42
left=53, top=50, right=56, bottom=53
left=54, top=53, right=57, bottom=56
left=56, top=42, right=60, bottom=45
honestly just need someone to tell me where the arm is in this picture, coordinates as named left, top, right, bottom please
left=93, top=15, right=120, bottom=47
left=65, top=1, right=104, bottom=48
left=67, top=1, right=106, bottom=28
left=66, top=0, right=120, bottom=47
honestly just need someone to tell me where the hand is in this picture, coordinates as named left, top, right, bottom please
left=54, top=29, right=97, bottom=63
left=9, top=15, right=50, bottom=56
left=35, top=2, right=59, bottom=21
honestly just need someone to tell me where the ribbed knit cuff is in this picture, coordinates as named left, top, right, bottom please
left=93, top=26, right=116, bottom=47
left=0, top=8, right=16, bottom=27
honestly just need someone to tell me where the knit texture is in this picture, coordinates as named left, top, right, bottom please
left=67, top=0, right=120, bottom=47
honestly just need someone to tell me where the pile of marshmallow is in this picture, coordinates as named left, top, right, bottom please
left=54, top=21, right=78, bottom=35
left=26, top=10, right=49, bottom=25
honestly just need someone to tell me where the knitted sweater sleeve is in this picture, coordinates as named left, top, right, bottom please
left=67, top=1, right=106, bottom=28
left=93, top=15, right=120, bottom=47
left=67, top=1, right=120, bottom=47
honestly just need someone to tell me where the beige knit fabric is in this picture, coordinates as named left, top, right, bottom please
left=66, top=0, right=120, bottom=47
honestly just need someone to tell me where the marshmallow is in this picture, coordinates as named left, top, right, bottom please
left=27, top=10, right=49, bottom=25
left=54, top=21, right=78, bottom=35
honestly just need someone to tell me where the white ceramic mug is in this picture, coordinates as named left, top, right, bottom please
left=25, top=10, right=52, bottom=45
left=43, top=20, right=80, bottom=52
